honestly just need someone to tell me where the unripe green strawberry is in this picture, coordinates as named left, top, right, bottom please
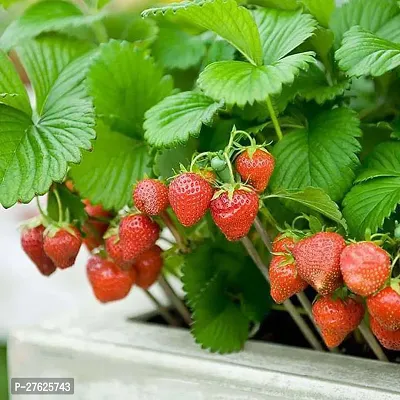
left=269, top=254, right=308, bottom=304
left=340, top=242, right=390, bottom=297
left=367, top=286, right=400, bottom=331
left=43, top=226, right=82, bottom=269
left=133, top=179, right=169, bottom=216
left=235, top=148, right=275, bottom=193
left=370, top=316, right=400, bottom=351
left=87, top=255, right=134, bottom=303
left=293, top=232, right=345, bottom=295
left=210, top=188, right=259, bottom=241
left=168, top=172, right=214, bottom=227
left=312, top=296, right=364, bottom=348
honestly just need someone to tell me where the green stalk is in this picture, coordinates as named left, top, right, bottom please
left=266, top=95, right=283, bottom=141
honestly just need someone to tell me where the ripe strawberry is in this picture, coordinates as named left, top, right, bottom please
left=82, top=199, right=111, bottom=251
left=133, top=245, right=163, bottom=289
left=235, top=149, right=275, bottom=193
left=168, top=172, right=214, bottom=227
left=44, top=226, right=82, bottom=269
left=21, top=225, right=56, bottom=276
left=292, top=232, right=346, bottom=295
left=340, top=242, right=390, bottom=297
left=269, top=255, right=308, bottom=304
left=210, top=189, right=259, bottom=241
left=86, top=255, right=134, bottom=303
left=272, top=233, right=296, bottom=253
left=105, top=233, right=133, bottom=269
left=312, top=296, right=364, bottom=348
left=370, top=316, right=400, bottom=351
left=133, top=179, right=169, bottom=216
left=119, top=214, right=160, bottom=262
left=367, top=286, right=400, bottom=331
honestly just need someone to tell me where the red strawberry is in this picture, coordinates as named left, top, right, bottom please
left=370, top=316, right=400, bottom=351
left=292, top=232, right=346, bottom=295
left=133, top=179, right=169, bottom=216
left=312, top=296, right=364, bottom=348
left=367, top=286, right=400, bottom=331
left=168, top=172, right=214, bottom=227
left=133, top=245, right=163, bottom=289
left=210, top=189, right=259, bottom=241
left=86, top=255, right=134, bottom=303
left=119, top=214, right=160, bottom=262
left=340, top=242, right=390, bottom=297
left=43, top=226, right=82, bottom=269
left=272, top=233, right=296, bottom=253
left=235, top=149, right=275, bottom=193
left=105, top=234, right=133, bottom=270
left=269, top=255, right=308, bottom=304
left=21, top=225, right=56, bottom=276
left=82, top=199, right=112, bottom=251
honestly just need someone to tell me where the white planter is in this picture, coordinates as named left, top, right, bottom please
left=8, top=309, right=400, bottom=400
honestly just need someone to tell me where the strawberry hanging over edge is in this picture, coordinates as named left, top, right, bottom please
left=86, top=254, right=134, bottom=303
left=235, top=148, right=275, bottom=193
left=105, top=230, right=133, bottom=270
left=168, top=172, right=214, bottom=227
left=119, top=213, right=160, bottom=262
left=43, top=225, right=82, bottom=269
left=367, top=284, right=400, bottom=331
left=340, top=241, right=391, bottom=297
left=133, top=179, right=169, bottom=216
left=133, top=245, right=164, bottom=289
left=21, top=223, right=56, bottom=276
left=370, top=316, right=400, bottom=351
left=269, top=254, right=308, bottom=304
left=210, top=186, right=259, bottom=241
left=312, top=295, right=364, bottom=348
left=292, top=232, right=346, bottom=296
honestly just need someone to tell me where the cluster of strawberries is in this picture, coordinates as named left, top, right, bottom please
left=270, top=232, right=400, bottom=350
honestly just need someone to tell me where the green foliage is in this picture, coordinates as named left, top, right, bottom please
left=144, top=91, right=223, bottom=148
left=299, top=0, right=335, bottom=28
left=270, top=108, right=361, bottom=202
left=0, top=37, right=95, bottom=208
left=87, top=40, right=173, bottom=137
left=343, top=142, right=400, bottom=239
left=70, top=123, right=151, bottom=210
left=0, top=0, right=103, bottom=51
left=183, top=239, right=271, bottom=353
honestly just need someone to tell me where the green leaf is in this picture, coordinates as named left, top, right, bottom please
left=265, top=187, right=347, bottom=231
left=183, top=239, right=270, bottom=353
left=144, top=91, right=223, bottom=148
left=142, top=0, right=263, bottom=66
left=309, top=26, right=334, bottom=60
left=0, top=40, right=95, bottom=207
left=299, top=0, right=335, bottom=28
left=330, top=0, right=400, bottom=47
left=201, top=39, right=236, bottom=68
left=70, top=123, right=152, bottom=210
left=153, top=139, right=198, bottom=179
left=253, top=8, right=317, bottom=65
left=88, top=40, right=173, bottom=137
left=336, top=26, right=400, bottom=77
left=198, top=53, right=315, bottom=106
left=343, top=142, right=400, bottom=239
left=0, top=0, right=103, bottom=51
left=104, top=13, right=158, bottom=47
left=249, top=0, right=299, bottom=10
left=270, top=108, right=361, bottom=202
left=0, top=51, right=30, bottom=114
left=17, top=34, right=93, bottom=113
left=47, top=183, right=87, bottom=226
left=152, top=24, right=206, bottom=70
left=192, top=273, right=249, bottom=353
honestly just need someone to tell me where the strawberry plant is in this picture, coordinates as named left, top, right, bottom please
left=1, top=0, right=400, bottom=361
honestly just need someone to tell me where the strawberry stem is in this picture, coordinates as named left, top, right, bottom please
left=240, top=236, right=324, bottom=351
left=35, top=196, right=50, bottom=226
left=143, top=289, right=180, bottom=327
left=158, top=274, right=192, bottom=326
left=358, top=321, right=388, bottom=362
left=223, top=152, right=235, bottom=183
left=53, top=188, right=63, bottom=224
left=160, top=211, right=189, bottom=253
left=266, top=95, right=283, bottom=141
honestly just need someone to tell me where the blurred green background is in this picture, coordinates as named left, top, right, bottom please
left=0, top=345, right=8, bottom=399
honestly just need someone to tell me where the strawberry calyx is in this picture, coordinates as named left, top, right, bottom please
left=272, top=252, right=295, bottom=266
left=212, top=183, right=257, bottom=202
left=103, top=226, right=119, bottom=240
left=390, top=279, right=400, bottom=295
left=19, top=215, right=47, bottom=231
left=44, top=222, right=80, bottom=239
